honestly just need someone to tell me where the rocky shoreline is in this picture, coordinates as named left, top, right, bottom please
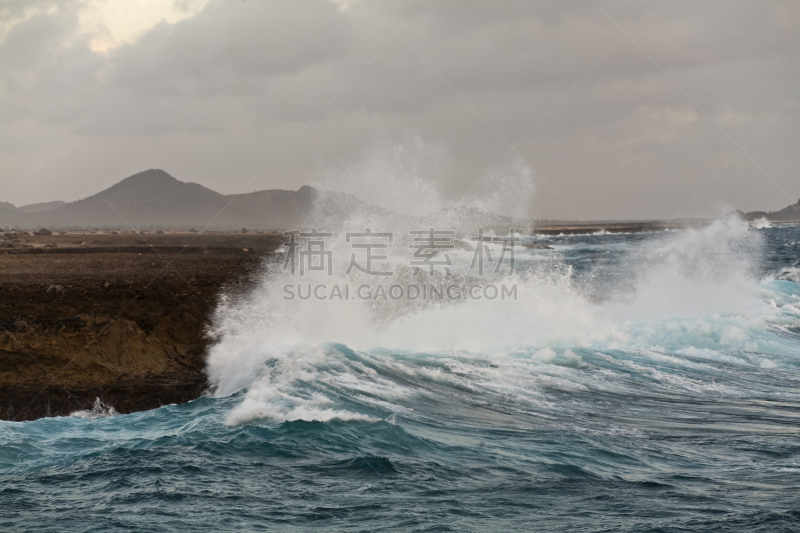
left=0, top=220, right=718, bottom=421
left=0, top=232, right=282, bottom=421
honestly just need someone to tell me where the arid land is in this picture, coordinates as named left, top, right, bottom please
left=0, top=231, right=283, bottom=421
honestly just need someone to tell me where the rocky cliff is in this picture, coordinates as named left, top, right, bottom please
left=0, top=231, right=282, bottom=420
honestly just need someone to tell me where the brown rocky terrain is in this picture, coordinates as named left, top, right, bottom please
left=0, top=231, right=282, bottom=421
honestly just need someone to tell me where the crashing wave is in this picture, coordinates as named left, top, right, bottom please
left=70, top=398, right=118, bottom=419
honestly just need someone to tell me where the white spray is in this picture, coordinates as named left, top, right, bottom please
left=207, top=138, right=772, bottom=426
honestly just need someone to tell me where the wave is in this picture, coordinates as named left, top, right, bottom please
left=205, top=210, right=800, bottom=426
left=203, top=141, right=800, bottom=426
left=778, top=266, right=800, bottom=283
left=69, top=398, right=118, bottom=419
left=751, top=217, right=773, bottom=229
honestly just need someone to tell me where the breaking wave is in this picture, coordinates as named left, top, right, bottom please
left=206, top=154, right=794, bottom=428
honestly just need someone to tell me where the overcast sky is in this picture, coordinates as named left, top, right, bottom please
left=1, top=0, right=798, bottom=220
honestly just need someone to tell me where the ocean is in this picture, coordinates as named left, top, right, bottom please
left=2, top=219, right=799, bottom=532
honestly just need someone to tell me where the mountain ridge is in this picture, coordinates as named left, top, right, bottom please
left=0, top=170, right=373, bottom=231
left=17, top=201, right=67, bottom=213
left=4, top=169, right=799, bottom=230
left=742, top=198, right=800, bottom=223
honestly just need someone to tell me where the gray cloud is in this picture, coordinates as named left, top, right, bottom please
left=1, top=0, right=798, bottom=219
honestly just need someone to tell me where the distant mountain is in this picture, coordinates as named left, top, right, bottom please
left=17, top=201, right=66, bottom=213
left=0, top=202, right=19, bottom=214
left=0, top=169, right=543, bottom=232
left=743, top=198, right=800, bottom=223
left=0, top=169, right=384, bottom=231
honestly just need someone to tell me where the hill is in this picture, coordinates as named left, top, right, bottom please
left=17, top=201, right=66, bottom=213
left=0, top=170, right=379, bottom=231
left=743, top=198, right=800, bottom=223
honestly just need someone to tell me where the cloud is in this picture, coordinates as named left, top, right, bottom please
left=1, top=0, right=798, bottom=219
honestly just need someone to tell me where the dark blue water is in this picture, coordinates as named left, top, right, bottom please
left=2, top=222, right=799, bottom=532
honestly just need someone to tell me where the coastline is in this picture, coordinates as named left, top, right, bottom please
left=0, top=218, right=771, bottom=421
left=0, top=232, right=282, bottom=421
left=530, top=219, right=709, bottom=235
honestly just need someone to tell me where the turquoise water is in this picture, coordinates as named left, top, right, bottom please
left=2, top=222, right=800, bottom=531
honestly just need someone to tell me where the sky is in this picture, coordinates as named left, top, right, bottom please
left=0, top=0, right=798, bottom=220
